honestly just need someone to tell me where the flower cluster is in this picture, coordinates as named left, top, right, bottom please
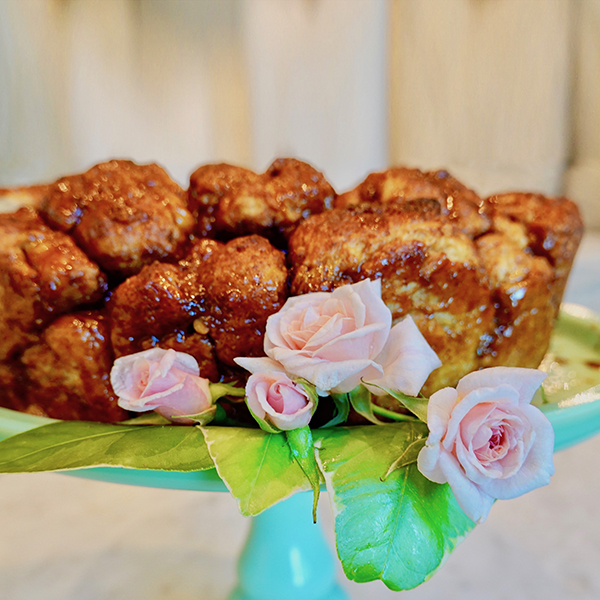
left=235, top=279, right=441, bottom=430
left=109, top=278, right=555, bottom=524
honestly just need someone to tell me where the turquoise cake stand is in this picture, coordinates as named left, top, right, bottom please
left=1, top=303, right=600, bottom=600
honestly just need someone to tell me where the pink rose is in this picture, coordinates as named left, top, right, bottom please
left=417, top=367, right=554, bottom=524
left=235, top=357, right=316, bottom=431
left=110, top=348, right=212, bottom=423
left=263, top=279, right=440, bottom=395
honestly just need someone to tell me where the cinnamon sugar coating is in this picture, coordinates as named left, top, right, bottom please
left=336, top=166, right=490, bottom=237
left=19, top=312, right=128, bottom=422
left=0, top=207, right=107, bottom=362
left=109, top=248, right=219, bottom=382
left=41, top=160, right=194, bottom=276
left=290, top=175, right=583, bottom=393
left=289, top=201, right=494, bottom=392
left=188, top=158, right=335, bottom=243
left=195, top=235, right=288, bottom=367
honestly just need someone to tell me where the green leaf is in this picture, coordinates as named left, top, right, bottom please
left=367, top=383, right=430, bottom=422
left=382, top=436, right=426, bottom=480
left=348, top=384, right=384, bottom=425
left=120, top=413, right=171, bottom=426
left=201, top=426, right=313, bottom=516
left=314, top=424, right=474, bottom=591
left=0, top=421, right=214, bottom=473
left=323, top=393, right=350, bottom=428
left=285, top=426, right=321, bottom=523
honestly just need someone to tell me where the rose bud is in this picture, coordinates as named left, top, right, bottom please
left=110, top=348, right=212, bottom=424
left=235, top=357, right=316, bottom=431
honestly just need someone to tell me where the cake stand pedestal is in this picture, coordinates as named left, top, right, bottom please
left=229, top=491, right=349, bottom=600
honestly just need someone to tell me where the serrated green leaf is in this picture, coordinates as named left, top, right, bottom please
left=201, top=426, right=312, bottom=516
left=0, top=421, right=214, bottom=473
left=314, top=424, right=474, bottom=591
left=285, top=426, right=321, bottom=522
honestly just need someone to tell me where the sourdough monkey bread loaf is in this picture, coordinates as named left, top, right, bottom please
left=0, top=159, right=583, bottom=421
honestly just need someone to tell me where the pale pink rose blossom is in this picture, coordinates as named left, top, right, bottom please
left=110, top=348, right=212, bottom=423
left=417, top=367, right=554, bottom=524
left=235, top=357, right=315, bottom=431
left=263, top=279, right=440, bottom=395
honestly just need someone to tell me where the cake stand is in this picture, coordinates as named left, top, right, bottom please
left=1, top=303, right=600, bottom=600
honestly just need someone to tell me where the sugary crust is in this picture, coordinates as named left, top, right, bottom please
left=188, top=158, right=335, bottom=243
left=195, top=235, right=288, bottom=367
left=0, top=207, right=107, bottom=362
left=41, top=160, right=194, bottom=276
left=290, top=178, right=584, bottom=394
left=19, top=312, right=128, bottom=422
left=288, top=202, right=494, bottom=392
left=336, top=166, right=490, bottom=237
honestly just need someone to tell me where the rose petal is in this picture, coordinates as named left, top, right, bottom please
left=365, top=316, right=442, bottom=396
left=417, top=442, right=446, bottom=484
left=426, top=387, right=459, bottom=445
left=437, top=450, right=495, bottom=524
left=478, top=405, right=555, bottom=499
left=245, top=371, right=315, bottom=431
left=266, top=346, right=382, bottom=394
left=456, top=367, right=547, bottom=405
left=443, top=385, right=520, bottom=452
left=234, top=356, right=286, bottom=376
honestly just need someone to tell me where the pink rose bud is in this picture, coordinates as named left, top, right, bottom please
left=235, top=357, right=316, bottom=431
left=263, top=279, right=439, bottom=395
left=417, top=367, right=554, bottom=524
left=110, top=348, right=212, bottom=424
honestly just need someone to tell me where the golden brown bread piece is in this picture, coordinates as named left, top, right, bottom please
left=108, top=234, right=288, bottom=376
left=19, top=312, right=128, bottom=422
left=188, top=158, right=335, bottom=243
left=0, top=184, right=50, bottom=214
left=335, top=166, right=490, bottom=237
left=289, top=201, right=495, bottom=392
left=290, top=175, right=584, bottom=393
left=485, top=192, right=583, bottom=308
left=108, top=247, right=219, bottom=382
left=195, top=235, right=289, bottom=367
left=41, top=160, right=194, bottom=277
left=0, top=207, right=107, bottom=362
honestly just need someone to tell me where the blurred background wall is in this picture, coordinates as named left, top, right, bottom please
left=0, top=0, right=598, bottom=228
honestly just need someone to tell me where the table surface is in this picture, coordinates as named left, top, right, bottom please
left=1, top=233, right=599, bottom=600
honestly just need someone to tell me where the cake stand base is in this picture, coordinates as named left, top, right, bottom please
left=228, top=492, right=350, bottom=600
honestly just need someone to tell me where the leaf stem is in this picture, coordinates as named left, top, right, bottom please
left=371, top=404, right=419, bottom=423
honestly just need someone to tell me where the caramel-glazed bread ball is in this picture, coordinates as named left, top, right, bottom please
left=41, top=159, right=194, bottom=277
left=188, top=158, right=335, bottom=244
